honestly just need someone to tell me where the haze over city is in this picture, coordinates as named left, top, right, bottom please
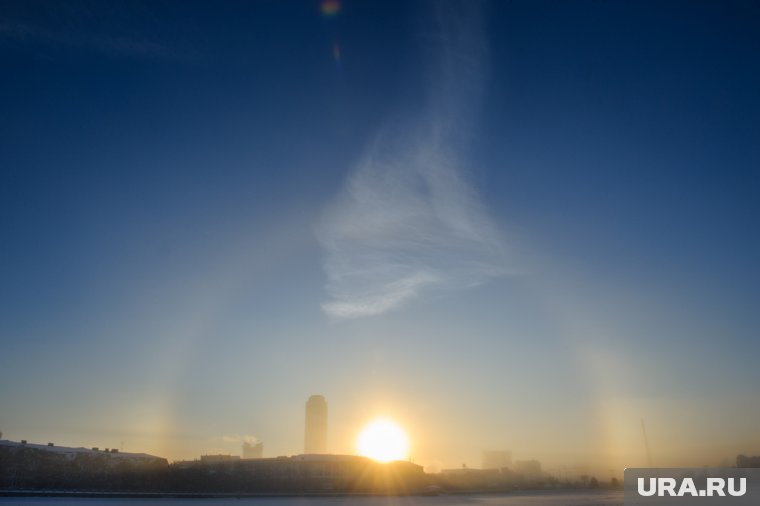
left=0, top=0, right=758, bottom=479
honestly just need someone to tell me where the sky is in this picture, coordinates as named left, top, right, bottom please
left=0, top=0, right=758, bottom=476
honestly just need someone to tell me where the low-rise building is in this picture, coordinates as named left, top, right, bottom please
left=171, top=453, right=426, bottom=493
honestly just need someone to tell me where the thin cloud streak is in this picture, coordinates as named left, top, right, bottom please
left=318, top=1, right=509, bottom=320
left=0, top=20, right=186, bottom=60
left=0, top=0, right=203, bottom=62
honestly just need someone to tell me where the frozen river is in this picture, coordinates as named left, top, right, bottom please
left=0, top=491, right=623, bottom=506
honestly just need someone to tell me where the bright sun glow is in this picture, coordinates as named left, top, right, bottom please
left=356, top=418, right=410, bottom=462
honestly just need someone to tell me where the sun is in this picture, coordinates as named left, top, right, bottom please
left=356, top=418, right=410, bottom=462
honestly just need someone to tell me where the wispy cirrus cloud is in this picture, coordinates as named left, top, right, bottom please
left=0, top=1, right=199, bottom=60
left=0, top=20, right=180, bottom=59
left=317, top=1, right=510, bottom=320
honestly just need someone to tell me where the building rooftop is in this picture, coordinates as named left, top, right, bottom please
left=0, top=439, right=164, bottom=461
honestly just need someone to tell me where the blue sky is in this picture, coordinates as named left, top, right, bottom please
left=0, top=0, right=758, bottom=474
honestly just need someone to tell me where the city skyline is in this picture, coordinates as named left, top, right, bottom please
left=0, top=394, right=522, bottom=469
left=0, top=0, right=758, bottom=478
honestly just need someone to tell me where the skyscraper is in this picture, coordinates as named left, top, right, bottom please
left=304, top=395, right=327, bottom=454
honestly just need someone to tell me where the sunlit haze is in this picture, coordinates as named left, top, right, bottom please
left=357, top=418, right=410, bottom=462
left=0, top=0, right=758, bottom=481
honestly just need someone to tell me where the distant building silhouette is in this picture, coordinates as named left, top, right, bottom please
left=482, top=450, right=512, bottom=470
left=304, top=395, right=328, bottom=454
left=200, top=454, right=239, bottom=464
left=174, top=454, right=425, bottom=493
left=0, top=438, right=167, bottom=490
left=515, top=459, right=542, bottom=477
left=242, top=440, right=263, bottom=459
left=0, top=439, right=164, bottom=464
left=737, top=454, right=760, bottom=468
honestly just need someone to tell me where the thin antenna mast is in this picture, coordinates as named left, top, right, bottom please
left=641, top=418, right=652, bottom=467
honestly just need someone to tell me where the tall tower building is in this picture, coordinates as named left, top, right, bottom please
left=304, top=395, right=327, bottom=454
